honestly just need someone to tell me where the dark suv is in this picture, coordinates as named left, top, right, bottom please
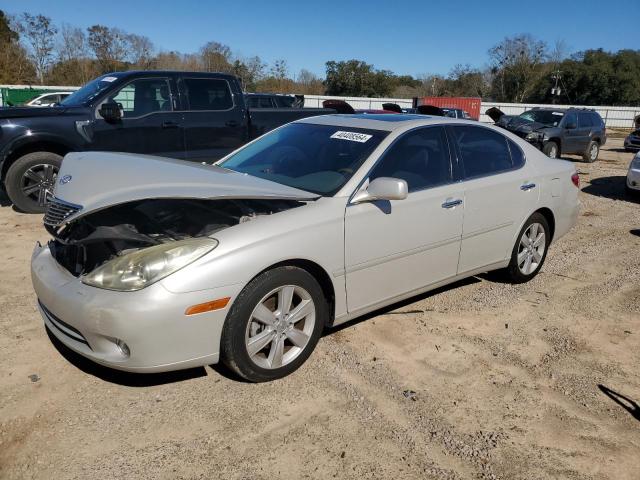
left=488, top=107, right=606, bottom=162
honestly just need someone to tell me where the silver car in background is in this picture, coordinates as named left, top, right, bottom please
left=32, top=114, right=579, bottom=382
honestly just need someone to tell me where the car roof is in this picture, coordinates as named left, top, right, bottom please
left=294, top=113, right=475, bottom=132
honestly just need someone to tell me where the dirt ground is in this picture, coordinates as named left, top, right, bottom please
left=1, top=138, right=639, bottom=480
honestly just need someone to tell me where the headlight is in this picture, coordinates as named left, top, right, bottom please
left=81, top=238, right=218, bottom=291
left=525, top=131, right=543, bottom=142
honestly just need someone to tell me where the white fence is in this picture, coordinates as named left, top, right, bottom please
left=304, top=94, right=640, bottom=129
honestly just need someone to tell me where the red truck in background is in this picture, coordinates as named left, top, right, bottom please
left=413, top=96, right=481, bottom=120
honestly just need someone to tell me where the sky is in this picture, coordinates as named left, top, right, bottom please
left=3, top=0, right=638, bottom=78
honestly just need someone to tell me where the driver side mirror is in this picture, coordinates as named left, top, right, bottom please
left=351, top=177, right=408, bottom=204
left=565, top=121, right=577, bottom=130
left=99, top=102, right=123, bottom=123
left=33, top=100, right=42, bottom=106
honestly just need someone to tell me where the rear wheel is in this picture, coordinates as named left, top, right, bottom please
left=5, top=152, right=62, bottom=213
left=221, top=266, right=327, bottom=382
left=583, top=141, right=599, bottom=163
left=542, top=141, right=559, bottom=159
left=501, top=213, right=550, bottom=284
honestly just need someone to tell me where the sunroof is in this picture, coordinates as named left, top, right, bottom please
left=350, top=114, right=428, bottom=122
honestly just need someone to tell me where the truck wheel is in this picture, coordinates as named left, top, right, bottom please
left=583, top=141, right=599, bottom=163
left=542, top=141, right=559, bottom=159
left=5, top=152, right=62, bottom=213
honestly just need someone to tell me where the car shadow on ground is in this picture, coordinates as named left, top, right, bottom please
left=326, top=276, right=481, bottom=336
left=46, top=327, right=209, bottom=387
left=598, top=384, right=640, bottom=422
left=630, top=229, right=640, bottom=237
left=582, top=176, right=639, bottom=204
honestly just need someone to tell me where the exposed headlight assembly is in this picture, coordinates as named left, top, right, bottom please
left=82, top=238, right=218, bottom=291
left=525, top=131, right=543, bottom=142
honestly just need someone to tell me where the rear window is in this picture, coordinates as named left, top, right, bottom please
left=451, top=126, right=516, bottom=178
left=183, top=78, right=233, bottom=111
left=275, top=96, right=295, bottom=108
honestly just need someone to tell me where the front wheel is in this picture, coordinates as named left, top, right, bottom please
left=542, top=141, right=559, bottom=159
left=5, top=152, right=62, bottom=213
left=501, top=213, right=550, bottom=284
left=221, top=266, right=328, bottom=382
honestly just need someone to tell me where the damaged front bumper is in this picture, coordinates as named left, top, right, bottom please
left=32, top=242, right=243, bottom=373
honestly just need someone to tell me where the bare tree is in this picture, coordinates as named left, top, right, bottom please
left=200, top=41, right=232, bottom=72
left=127, top=33, right=154, bottom=69
left=489, top=34, right=549, bottom=102
left=18, top=12, right=57, bottom=84
left=295, top=69, right=324, bottom=94
left=87, top=25, right=128, bottom=73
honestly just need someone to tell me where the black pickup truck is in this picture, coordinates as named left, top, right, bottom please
left=0, top=71, right=333, bottom=212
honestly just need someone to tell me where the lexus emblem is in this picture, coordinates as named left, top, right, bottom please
left=59, top=175, right=72, bottom=185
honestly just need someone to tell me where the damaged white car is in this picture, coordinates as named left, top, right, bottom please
left=32, top=115, right=579, bottom=382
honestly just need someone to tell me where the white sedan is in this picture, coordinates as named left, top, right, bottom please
left=32, top=114, right=579, bottom=382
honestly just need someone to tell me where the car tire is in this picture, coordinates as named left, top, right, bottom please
left=583, top=141, right=599, bottom=163
left=5, top=152, right=62, bottom=213
left=501, top=212, right=550, bottom=284
left=221, top=266, right=328, bottom=382
left=542, top=141, right=559, bottom=159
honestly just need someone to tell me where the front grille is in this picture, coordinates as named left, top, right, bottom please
left=39, top=300, right=91, bottom=348
left=44, top=197, right=82, bottom=226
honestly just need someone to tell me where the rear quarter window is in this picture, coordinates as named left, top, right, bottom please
left=183, top=78, right=233, bottom=111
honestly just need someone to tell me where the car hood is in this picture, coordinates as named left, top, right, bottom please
left=503, top=117, right=551, bottom=134
left=53, top=152, right=319, bottom=222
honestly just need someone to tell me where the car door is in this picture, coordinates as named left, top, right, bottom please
left=90, top=76, right=185, bottom=158
left=560, top=112, right=580, bottom=153
left=575, top=112, right=594, bottom=152
left=344, top=126, right=464, bottom=313
left=449, top=125, right=536, bottom=274
left=179, top=76, right=247, bottom=163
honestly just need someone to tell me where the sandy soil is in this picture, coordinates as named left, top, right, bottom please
left=1, top=138, right=639, bottom=480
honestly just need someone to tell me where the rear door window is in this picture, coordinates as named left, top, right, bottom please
left=578, top=112, right=593, bottom=128
left=183, top=78, right=233, bottom=111
left=451, top=126, right=516, bottom=179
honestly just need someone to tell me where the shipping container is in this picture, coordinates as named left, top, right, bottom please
left=414, top=96, right=482, bottom=120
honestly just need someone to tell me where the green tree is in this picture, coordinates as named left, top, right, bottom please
left=0, top=10, right=34, bottom=84
left=325, top=60, right=395, bottom=97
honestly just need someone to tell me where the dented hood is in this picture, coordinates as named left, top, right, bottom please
left=53, top=152, right=318, bottom=221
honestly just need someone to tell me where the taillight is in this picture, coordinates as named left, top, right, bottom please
left=571, top=172, right=580, bottom=188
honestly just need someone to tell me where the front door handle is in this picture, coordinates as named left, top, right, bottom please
left=442, top=199, right=463, bottom=209
left=520, top=183, right=536, bottom=191
left=162, top=121, right=179, bottom=129
left=226, top=120, right=240, bottom=127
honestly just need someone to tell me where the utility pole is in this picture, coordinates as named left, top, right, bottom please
left=550, top=70, right=562, bottom=104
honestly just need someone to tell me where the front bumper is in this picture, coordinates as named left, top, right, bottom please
left=31, top=242, right=243, bottom=373
left=624, top=138, right=640, bottom=151
left=627, top=167, right=640, bottom=191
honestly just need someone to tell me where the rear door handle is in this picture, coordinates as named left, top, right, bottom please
left=162, top=121, right=179, bottom=129
left=520, top=183, right=536, bottom=191
left=441, top=199, right=463, bottom=209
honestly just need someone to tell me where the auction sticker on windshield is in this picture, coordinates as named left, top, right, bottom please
left=331, top=131, right=372, bottom=143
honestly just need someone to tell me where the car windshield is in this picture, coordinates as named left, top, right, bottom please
left=219, top=123, right=388, bottom=196
left=59, top=74, right=122, bottom=106
left=518, top=110, right=564, bottom=126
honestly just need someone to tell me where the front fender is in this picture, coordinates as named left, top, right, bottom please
left=0, top=131, right=77, bottom=179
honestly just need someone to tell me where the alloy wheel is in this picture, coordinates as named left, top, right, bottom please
left=517, top=222, right=546, bottom=275
left=245, top=285, right=316, bottom=369
left=590, top=143, right=598, bottom=161
left=21, top=163, right=58, bottom=206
